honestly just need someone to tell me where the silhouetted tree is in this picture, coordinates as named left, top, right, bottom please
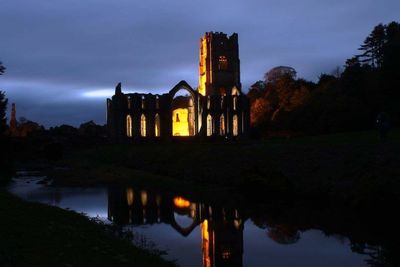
left=264, top=66, right=297, bottom=83
left=358, top=24, right=386, bottom=68
left=0, top=62, right=7, bottom=135
left=0, top=91, right=7, bottom=136
left=0, top=61, right=5, bottom=75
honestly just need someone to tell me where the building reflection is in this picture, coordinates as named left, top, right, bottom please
left=107, top=186, right=244, bottom=267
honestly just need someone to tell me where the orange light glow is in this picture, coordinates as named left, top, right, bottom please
left=173, top=196, right=191, bottom=209
left=202, top=219, right=210, bottom=267
left=172, top=108, right=190, bottom=136
left=126, top=188, right=134, bottom=206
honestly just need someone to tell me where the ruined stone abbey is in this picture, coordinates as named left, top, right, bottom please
left=107, top=32, right=250, bottom=141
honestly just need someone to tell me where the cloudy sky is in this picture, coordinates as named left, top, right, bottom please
left=0, top=0, right=398, bottom=127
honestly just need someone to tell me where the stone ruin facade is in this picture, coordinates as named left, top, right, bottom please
left=107, top=32, right=250, bottom=141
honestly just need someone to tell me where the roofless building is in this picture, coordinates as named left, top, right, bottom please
left=107, top=32, right=250, bottom=141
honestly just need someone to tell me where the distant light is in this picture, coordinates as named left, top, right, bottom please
left=82, top=89, right=114, bottom=98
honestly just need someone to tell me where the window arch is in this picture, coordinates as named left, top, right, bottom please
left=155, top=113, right=160, bottom=137
left=140, top=114, right=146, bottom=137
left=126, top=115, right=132, bottom=137
left=141, top=95, right=145, bottom=109
left=233, top=96, right=237, bottom=111
left=155, top=95, right=160, bottom=109
left=233, top=115, right=238, bottom=136
left=207, top=114, right=213, bottom=136
left=220, top=114, right=225, bottom=136
left=231, top=86, right=240, bottom=96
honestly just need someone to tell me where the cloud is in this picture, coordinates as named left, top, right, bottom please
left=1, top=0, right=399, bottom=126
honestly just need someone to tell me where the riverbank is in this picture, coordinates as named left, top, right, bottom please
left=0, top=191, right=176, bottom=267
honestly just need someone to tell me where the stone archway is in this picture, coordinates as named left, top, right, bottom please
left=169, top=81, right=197, bottom=137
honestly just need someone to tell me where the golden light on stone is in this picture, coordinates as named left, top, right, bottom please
left=173, top=196, right=191, bottom=208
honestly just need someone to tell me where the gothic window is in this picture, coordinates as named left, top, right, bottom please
left=220, top=114, right=225, bottom=136
left=207, top=114, right=213, bottom=136
left=155, top=113, right=160, bottom=137
left=141, top=95, right=145, bottom=109
left=127, top=96, right=131, bottom=109
left=156, top=95, right=159, bottom=109
left=233, top=96, right=237, bottom=111
left=233, top=115, right=238, bottom=136
left=218, top=55, right=228, bottom=70
left=220, top=96, right=224, bottom=109
left=207, top=96, right=210, bottom=110
left=140, top=114, right=146, bottom=137
left=126, top=115, right=132, bottom=137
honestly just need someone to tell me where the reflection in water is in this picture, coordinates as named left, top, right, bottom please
left=108, top=187, right=244, bottom=266
left=8, top=177, right=392, bottom=267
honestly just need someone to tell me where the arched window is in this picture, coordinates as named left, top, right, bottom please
left=127, top=96, right=131, bottom=109
left=141, top=95, right=145, bottom=109
left=233, top=115, right=238, bottom=136
left=207, top=96, right=211, bottom=110
left=155, top=113, right=160, bottom=137
left=155, top=96, right=160, bottom=109
left=140, top=114, right=146, bottom=137
left=233, top=96, right=237, bottom=111
left=126, top=115, right=132, bottom=137
left=207, top=114, right=213, bottom=136
left=218, top=55, right=228, bottom=70
left=220, top=114, right=225, bottom=136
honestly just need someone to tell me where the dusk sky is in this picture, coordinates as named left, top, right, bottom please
left=0, top=0, right=398, bottom=127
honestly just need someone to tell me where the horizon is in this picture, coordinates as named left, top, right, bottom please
left=0, top=0, right=399, bottom=127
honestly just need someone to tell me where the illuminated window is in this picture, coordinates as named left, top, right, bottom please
left=126, top=115, right=132, bottom=137
left=207, top=114, right=213, bottom=136
left=126, top=188, right=134, bottom=206
left=155, top=113, right=160, bottom=137
left=221, top=96, right=224, bottom=109
left=233, top=96, right=237, bottom=111
left=141, top=95, right=145, bottom=109
left=220, top=114, right=225, bottom=136
left=155, top=96, right=159, bottom=109
left=127, top=96, right=131, bottom=109
left=141, top=114, right=146, bottom=137
left=207, top=96, right=210, bottom=110
left=233, top=115, right=238, bottom=136
left=218, top=55, right=228, bottom=70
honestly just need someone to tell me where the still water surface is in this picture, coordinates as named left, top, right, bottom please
left=7, top=173, right=374, bottom=267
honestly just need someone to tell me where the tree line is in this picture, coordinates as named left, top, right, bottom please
left=248, top=21, right=400, bottom=137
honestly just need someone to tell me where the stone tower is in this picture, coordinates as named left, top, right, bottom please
left=198, top=32, right=241, bottom=96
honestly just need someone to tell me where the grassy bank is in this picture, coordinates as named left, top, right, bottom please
left=42, top=129, right=400, bottom=206
left=0, top=191, right=175, bottom=267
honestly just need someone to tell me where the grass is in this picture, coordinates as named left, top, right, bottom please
left=34, top=128, right=400, bottom=207
left=0, top=191, right=176, bottom=267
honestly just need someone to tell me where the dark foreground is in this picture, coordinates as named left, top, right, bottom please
left=0, top=191, right=175, bottom=267
left=45, top=129, right=400, bottom=210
